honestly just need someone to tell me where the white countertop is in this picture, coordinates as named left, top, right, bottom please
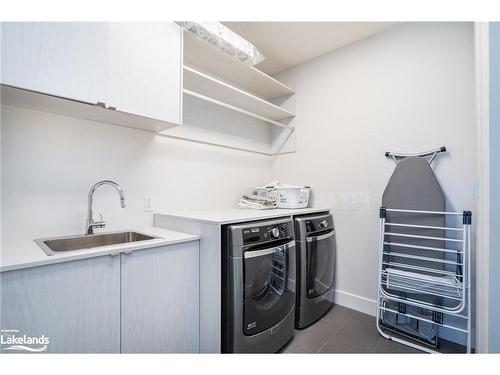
left=0, top=227, right=199, bottom=273
left=154, top=207, right=330, bottom=225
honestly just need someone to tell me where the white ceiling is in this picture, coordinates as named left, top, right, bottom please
left=223, top=22, right=396, bottom=74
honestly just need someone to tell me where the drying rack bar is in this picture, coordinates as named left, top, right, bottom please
left=384, top=241, right=462, bottom=255
left=381, top=285, right=462, bottom=303
left=378, top=306, right=468, bottom=334
left=385, top=208, right=463, bottom=216
left=381, top=282, right=463, bottom=302
left=383, top=251, right=463, bottom=266
left=381, top=280, right=463, bottom=301
left=382, top=261, right=463, bottom=278
left=382, top=270, right=463, bottom=290
left=385, top=232, right=464, bottom=243
left=385, top=222, right=464, bottom=232
left=379, top=287, right=466, bottom=314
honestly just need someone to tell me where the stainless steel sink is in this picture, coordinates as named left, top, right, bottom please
left=35, top=231, right=160, bottom=256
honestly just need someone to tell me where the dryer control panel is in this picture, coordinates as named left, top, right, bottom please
left=294, top=212, right=334, bottom=241
left=304, top=214, right=334, bottom=234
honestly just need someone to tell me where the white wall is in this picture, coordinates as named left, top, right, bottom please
left=271, top=23, right=476, bottom=317
left=488, top=22, right=500, bottom=353
left=1, top=105, right=271, bottom=244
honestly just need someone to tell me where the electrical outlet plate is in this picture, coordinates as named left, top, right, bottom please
left=144, top=195, right=153, bottom=212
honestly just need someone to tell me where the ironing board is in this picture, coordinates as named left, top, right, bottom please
left=376, top=147, right=472, bottom=353
left=383, top=156, right=446, bottom=272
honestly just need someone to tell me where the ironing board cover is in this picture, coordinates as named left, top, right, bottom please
left=382, top=156, right=446, bottom=303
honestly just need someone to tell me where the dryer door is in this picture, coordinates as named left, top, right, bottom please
left=306, top=230, right=336, bottom=299
left=242, top=240, right=295, bottom=336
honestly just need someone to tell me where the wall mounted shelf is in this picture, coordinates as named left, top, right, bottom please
left=183, top=89, right=293, bottom=129
left=160, top=125, right=276, bottom=156
left=1, top=85, right=178, bottom=133
left=159, top=30, right=298, bottom=156
left=183, top=31, right=294, bottom=100
left=183, top=66, right=295, bottom=125
left=160, top=91, right=296, bottom=156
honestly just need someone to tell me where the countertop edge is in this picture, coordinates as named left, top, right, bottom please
left=0, top=228, right=200, bottom=273
left=154, top=207, right=331, bottom=225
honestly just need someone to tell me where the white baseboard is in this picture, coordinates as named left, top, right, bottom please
left=332, top=289, right=377, bottom=317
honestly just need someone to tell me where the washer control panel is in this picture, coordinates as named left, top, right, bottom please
left=242, top=221, right=292, bottom=245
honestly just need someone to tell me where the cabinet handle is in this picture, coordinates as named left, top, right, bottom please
left=123, top=250, right=133, bottom=255
left=95, top=102, right=116, bottom=110
left=109, top=252, right=120, bottom=257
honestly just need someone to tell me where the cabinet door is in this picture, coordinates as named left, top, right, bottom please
left=108, top=22, right=182, bottom=123
left=120, top=242, right=200, bottom=353
left=1, top=22, right=109, bottom=104
left=0, top=255, right=120, bottom=353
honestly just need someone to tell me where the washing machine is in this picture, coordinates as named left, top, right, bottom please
left=294, top=212, right=336, bottom=329
left=222, top=217, right=296, bottom=353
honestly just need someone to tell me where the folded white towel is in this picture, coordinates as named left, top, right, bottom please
left=238, top=194, right=277, bottom=210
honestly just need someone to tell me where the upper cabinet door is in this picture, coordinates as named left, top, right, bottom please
left=1, top=22, right=109, bottom=105
left=108, top=22, right=182, bottom=124
left=1, top=22, right=182, bottom=125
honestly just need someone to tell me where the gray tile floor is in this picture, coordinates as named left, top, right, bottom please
left=281, top=305, right=465, bottom=354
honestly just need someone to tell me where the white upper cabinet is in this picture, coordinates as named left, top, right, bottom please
left=108, top=23, right=182, bottom=124
left=1, top=22, right=110, bottom=105
left=1, top=22, right=182, bottom=125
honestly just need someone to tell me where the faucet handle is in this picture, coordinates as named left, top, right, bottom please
left=94, top=214, right=106, bottom=229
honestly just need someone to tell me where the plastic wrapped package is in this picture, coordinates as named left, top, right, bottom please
left=176, top=21, right=265, bottom=66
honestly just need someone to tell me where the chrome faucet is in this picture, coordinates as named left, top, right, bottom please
left=86, top=180, right=126, bottom=235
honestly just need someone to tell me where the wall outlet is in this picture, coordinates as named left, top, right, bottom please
left=144, top=195, right=153, bottom=212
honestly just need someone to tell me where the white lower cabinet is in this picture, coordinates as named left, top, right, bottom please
left=0, top=241, right=200, bottom=353
left=0, top=255, right=121, bottom=353
left=120, top=242, right=200, bottom=353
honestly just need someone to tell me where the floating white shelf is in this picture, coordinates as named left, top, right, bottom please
left=183, top=66, right=295, bottom=125
left=161, top=124, right=274, bottom=155
left=158, top=30, right=297, bottom=155
left=159, top=92, right=296, bottom=156
left=1, top=85, right=178, bottom=133
left=183, top=31, right=294, bottom=100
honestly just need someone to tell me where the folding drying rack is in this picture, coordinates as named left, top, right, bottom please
left=376, top=207, right=472, bottom=353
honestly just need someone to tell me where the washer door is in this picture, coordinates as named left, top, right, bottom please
left=243, top=240, right=295, bottom=336
left=306, top=230, right=335, bottom=299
